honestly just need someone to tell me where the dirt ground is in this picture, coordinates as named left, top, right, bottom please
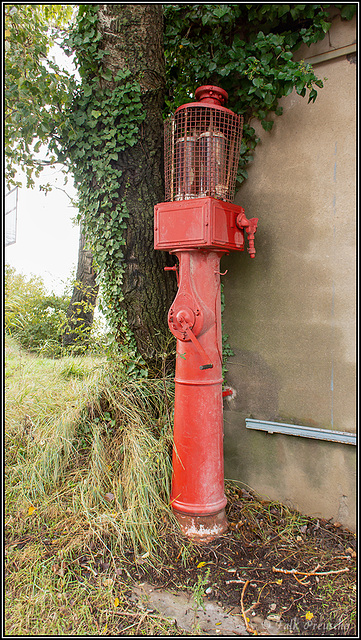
left=6, top=484, right=356, bottom=636
left=126, top=484, right=357, bottom=636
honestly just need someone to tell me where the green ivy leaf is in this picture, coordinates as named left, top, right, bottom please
left=339, top=5, right=357, bottom=20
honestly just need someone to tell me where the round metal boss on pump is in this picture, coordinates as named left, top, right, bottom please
left=164, top=86, right=243, bottom=203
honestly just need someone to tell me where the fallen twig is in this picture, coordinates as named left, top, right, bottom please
left=272, top=566, right=349, bottom=577
left=240, top=580, right=257, bottom=635
left=244, top=581, right=270, bottom=616
left=292, top=563, right=320, bottom=585
left=292, top=574, right=310, bottom=585
left=225, top=578, right=247, bottom=584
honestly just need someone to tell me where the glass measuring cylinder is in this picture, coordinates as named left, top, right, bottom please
left=175, top=136, right=197, bottom=200
left=197, top=131, right=227, bottom=199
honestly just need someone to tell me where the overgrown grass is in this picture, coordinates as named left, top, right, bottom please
left=5, top=335, right=180, bottom=635
left=5, top=335, right=177, bottom=552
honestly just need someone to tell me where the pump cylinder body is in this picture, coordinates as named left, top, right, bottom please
left=169, top=250, right=227, bottom=538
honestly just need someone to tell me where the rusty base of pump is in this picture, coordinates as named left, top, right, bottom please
left=172, top=508, right=228, bottom=542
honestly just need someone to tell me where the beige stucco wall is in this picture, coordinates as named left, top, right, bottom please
left=222, top=10, right=356, bottom=529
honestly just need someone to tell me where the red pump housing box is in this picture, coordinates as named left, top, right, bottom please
left=154, top=196, right=245, bottom=251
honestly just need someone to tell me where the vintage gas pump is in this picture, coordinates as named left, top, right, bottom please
left=154, top=86, right=258, bottom=541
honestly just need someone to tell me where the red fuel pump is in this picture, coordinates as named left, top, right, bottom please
left=154, top=86, right=258, bottom=541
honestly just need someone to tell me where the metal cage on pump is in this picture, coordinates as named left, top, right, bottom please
left=164, top=86, right=243, bottom=203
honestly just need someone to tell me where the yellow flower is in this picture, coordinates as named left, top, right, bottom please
left=114, top=597, right=119, bottom=608
left=305, top=611, right=314, bottom=621
left=28, top=505, right=35, bottom=515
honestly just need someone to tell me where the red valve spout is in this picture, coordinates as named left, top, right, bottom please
left=236, top=211, right=259, bottom=258
left=168, top=249, right=228, bottom=541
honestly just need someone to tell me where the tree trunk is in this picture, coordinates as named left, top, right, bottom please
left=97, top=4, right=177, bottom=366
left=62, top=221, right=99, bottom=351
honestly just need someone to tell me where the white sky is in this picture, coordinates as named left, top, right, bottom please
left=5, top=169, right=80, bottom=296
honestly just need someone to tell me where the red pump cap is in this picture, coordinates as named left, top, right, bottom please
left=174, top=84, right=235, bottom=117
left=194, top=85, right=228, bottom=106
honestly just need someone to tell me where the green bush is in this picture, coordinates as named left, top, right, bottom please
left=5, top=264, right=70, bottom=357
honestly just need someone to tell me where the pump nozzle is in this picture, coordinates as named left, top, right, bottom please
left=236, top=212, right=258, bottom=258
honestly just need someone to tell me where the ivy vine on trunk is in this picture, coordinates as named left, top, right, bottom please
left=61, top=4, right=177, bottom=371
left=61, top=223, right=99, bottom=353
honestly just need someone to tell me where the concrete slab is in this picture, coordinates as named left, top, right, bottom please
left=132, top=582, right=291, bottom=636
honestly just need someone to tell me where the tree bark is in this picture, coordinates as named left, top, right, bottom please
left=96, top=4, right=177, bottom=367
left=62, top=221, right=99, bottom=351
